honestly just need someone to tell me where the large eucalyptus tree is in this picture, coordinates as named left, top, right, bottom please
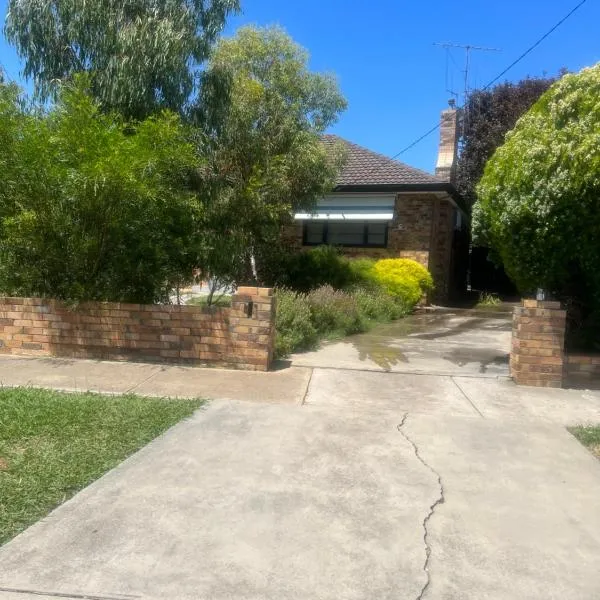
left=4, top=0, right=239, bottom=119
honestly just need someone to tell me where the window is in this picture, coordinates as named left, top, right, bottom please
left=303, top=221, right=388, bottom=248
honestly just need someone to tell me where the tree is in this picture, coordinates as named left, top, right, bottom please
left=475, top=64, right=600, bottom=316
left=0, top=79, right=204, bottom=303
left=192, top=26, right=347, bottom=284
left=4, top=0, right=239, bottom=119
left=457, top=76, right=557, bottom=213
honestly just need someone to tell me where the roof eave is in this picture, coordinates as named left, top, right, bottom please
left=333, top=183, right=468, bottom=216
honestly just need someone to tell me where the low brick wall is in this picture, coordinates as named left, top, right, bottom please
left=510, top=299, right=566, bottom=387
left=0, top=287, right=276, bottom=371
left=564, top=354, right=600, bottom=389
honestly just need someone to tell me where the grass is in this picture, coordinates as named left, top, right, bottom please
left=476, top=291, right=502, bottom=308
left=569, top=425, right=600, bottom=459
left=0, top=387, right=203, bottom=546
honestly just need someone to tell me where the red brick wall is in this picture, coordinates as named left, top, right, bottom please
left=0, top=287, right=276, bottom=371
left=511, top=300, right=566, bottom=387
left=428, top=199, right=455, bottom=301
left=390, top=194, right=436, bottom=268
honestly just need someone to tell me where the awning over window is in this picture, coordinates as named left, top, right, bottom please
left=294, top=194, right=395, bottom=221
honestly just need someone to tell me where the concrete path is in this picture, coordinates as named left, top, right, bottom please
left=2, top=321, right=600, bottom=598
left=0, top=355, right=312, bottom=405
left=290, top=309, right=512, bottom=377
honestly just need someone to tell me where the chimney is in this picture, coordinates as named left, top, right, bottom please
left=435, top=101, right=460, bottom=182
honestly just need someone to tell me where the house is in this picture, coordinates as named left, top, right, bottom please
left=287, top=106, right=467, bottom=302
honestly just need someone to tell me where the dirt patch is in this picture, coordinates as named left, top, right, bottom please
left=0, top=456, right=9, bottom=471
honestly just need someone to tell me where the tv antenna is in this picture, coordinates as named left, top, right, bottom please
left=434, top=42, right=501, bottom=107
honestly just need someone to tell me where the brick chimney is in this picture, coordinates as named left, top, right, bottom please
left=435, top=101, right=460, bottom=182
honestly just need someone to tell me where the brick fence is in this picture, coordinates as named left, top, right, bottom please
left=511, top=300, right=566, bottom=387
left=0, top=286, right=276, bottom=371
left=511, top=299, right=600, bottom=388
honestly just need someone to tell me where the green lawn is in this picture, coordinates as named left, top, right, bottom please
left=569, top=425, right=600, bottom=459
left=0, top=388, right=203, bottom=546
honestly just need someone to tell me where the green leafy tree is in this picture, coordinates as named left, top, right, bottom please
left=0, top=79, right=204, bottom=303
left=475, top=64, right=600, bottom=314
left=193, top=26, right=348, bottom=284
left=4, top=0, right=239, bottom=119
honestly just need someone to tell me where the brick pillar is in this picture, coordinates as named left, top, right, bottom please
left=230, top=287, right=277, bottom=371
left=510, top=300, right=566, bottom=388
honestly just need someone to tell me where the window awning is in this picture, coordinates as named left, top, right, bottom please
left=294, top=211, right=393, bottom=221
left=294, top=194, right=395, bottom=221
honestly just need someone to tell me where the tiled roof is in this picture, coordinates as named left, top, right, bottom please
left=322, top=134, right=445, bottom=188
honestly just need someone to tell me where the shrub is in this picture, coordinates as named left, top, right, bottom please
left=373, top=259, right=434, bottom=308
left=280, top=245, right=355, bottom=292
left=306, top=285, right=365, bottom=336
left=274, top=283, right=411, bottom=358
left=349, top=258, right=379, bottom=288
left=0, top=81, right=203, bottom=304
left=351, top=286, right=409, bottom=321
left=274, top=289, right=318, bottom=358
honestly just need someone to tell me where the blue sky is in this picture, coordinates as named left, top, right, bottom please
left=1, top=0, right=598, bottom=172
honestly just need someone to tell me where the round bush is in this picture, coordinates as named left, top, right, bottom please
left=372, top=258, right=434, bottom=308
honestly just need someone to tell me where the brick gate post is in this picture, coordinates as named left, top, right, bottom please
left=510, top=299, right=566, bottom=388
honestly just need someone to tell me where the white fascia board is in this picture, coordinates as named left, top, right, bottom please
left=294, top=212, right=394, bottom=221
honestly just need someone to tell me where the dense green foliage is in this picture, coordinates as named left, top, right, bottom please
left=194, top=26, right=347, bottom=285
left=0, top=25, right=347, bottom=303
left=261, top=245, right=355, bottom=292
left=371, top=259, right=434, bottom=306
left=0, top=387, right=202, bottom=545
left=476, top=64, right=600, bottom=328
left=0, top=81, right=203, bottom=303
left=457, top=76, right=557, bottom=213
left=4, top=0, right=239, bottom=118
left=274, top=256, right=433, bottom=358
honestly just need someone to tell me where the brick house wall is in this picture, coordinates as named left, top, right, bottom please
left=0, top=287, right=276, bottom=371
left=289, top=192, right=458, bottom=301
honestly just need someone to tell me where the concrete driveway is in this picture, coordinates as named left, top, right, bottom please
left=1, top=310, right=600, bottom=599
left=290, top=308, right=512, bottom=376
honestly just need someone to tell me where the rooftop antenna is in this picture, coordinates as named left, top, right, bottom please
left=434, top=42, right=501, bottom=143
left=434, top=42, right=501, bottom=106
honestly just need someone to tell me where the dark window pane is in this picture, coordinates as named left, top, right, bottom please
left=328, top=222, right=364, bottom=245
left=367, top=223, right=387, bottom=246
left=305, top=222, right=325, bottom=245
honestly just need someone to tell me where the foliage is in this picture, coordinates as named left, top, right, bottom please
left=0, top=80, right=203, bottom=303
left=372, top=259, right=434, bottom=307
left=306, top=285, right=364, bottom=336
left=274, top=289, right=318, bottom=358
left=4, top=0, right=239, bottom=119
left=456, top=76, right=558, bottom=214
left=274, top=283, right=411, bottom=359
left=475, top=64, right=600, bottom=316
left=350, top=286, right=409, bottom=321
left=348, top=258, right=379, bottom=289
left=283, top=246, right=356, bottom=292
left=0, top=387, right=202, bottom=545
left=193, top=26, right=347, bottom=283
left=477, top=291, right=501, bottom=307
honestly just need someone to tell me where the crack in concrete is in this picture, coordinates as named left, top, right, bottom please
left=398, top=413, right=445, bottom=600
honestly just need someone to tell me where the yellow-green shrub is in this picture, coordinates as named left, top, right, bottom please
left=372, top=259, right=434, bottom=308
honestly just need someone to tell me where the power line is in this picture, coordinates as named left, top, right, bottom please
left=390, top=0, right=589, bottom=160
left=482, top=0, right=588, bottom=90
